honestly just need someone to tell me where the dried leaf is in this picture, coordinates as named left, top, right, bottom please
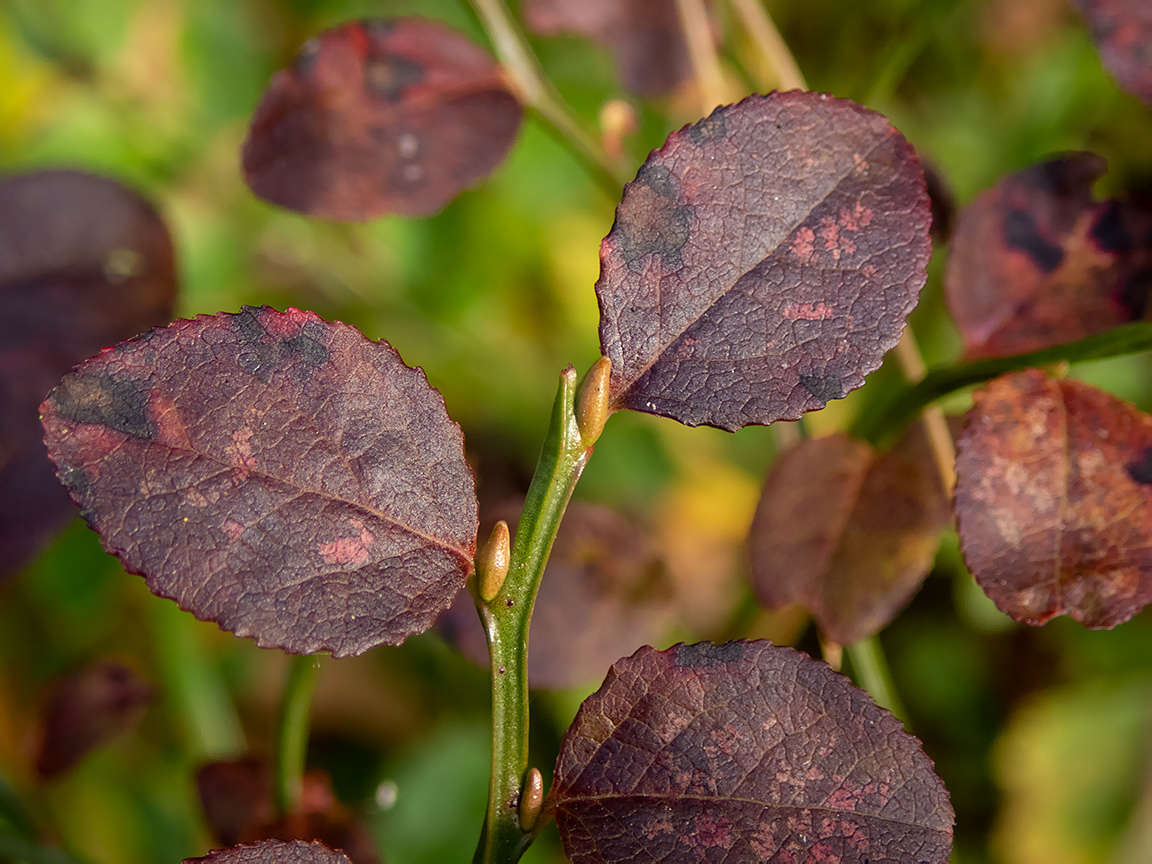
left=438, top=503, right=673, bottom=689
left=955, top=369, right=1152, bottom=627
left=41, top=306, right=478, bottom=657
left=35, top=661, right=155, bottom=778
left=597, top=91, right=931, bottom=431
left=748, top=429, right=949, bottom=645
left=1076, top=0, right=1152, bottom=105
left=0, top=170, right=177, bottom=577
left=946, top=153, right=1152, bottom=359
left=243, top=18, right=522, bottom=220
left=523, top=0, right=694, bottom=97
left=184, top=840, right=352, bottom=864
left=551, top=641, right=954, bottom=863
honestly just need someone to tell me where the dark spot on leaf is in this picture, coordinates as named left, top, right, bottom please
left=800, top=373, right=846, bottom=404
left=1091, top=200, right=1131, bottom=253
left=53, top=373, right=154, bottom=440
left=688, top=110, right=726, bottom=144
left=1003, top=208, right=1064, bottom=273
left=1118, top=267, right=1152, bottom=319
left=1126, top=446, right=1152, bottom=484
left=614, top=163, right=691, bottom=272
left=234, top=305, right=279, bottom=384
left=363, top=52, right=425, bottom=101
left=280, top=321, right=331, bottom=370
left=672, top=641, right=744, bottom=667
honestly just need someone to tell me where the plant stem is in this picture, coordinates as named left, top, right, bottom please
left=468, top=0, right=630, bottom=196
left=846, top=636, right=908, bottom=724
left=473, top=366, right=594, bottom=864
left=274, top=654, right=323, bottom=818
left=894, top=328, right=956, bottom=497
left=676, top=0, right=730, bottom=111
left=728, top=0, right=807, bottom=91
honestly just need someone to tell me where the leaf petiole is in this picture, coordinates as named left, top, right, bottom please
left=472, top=364, right=597, bottom=864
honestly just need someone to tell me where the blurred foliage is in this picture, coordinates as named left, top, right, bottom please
left=2, top=1, right=1152, bottom=862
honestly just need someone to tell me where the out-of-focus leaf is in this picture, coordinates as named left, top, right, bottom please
left=184, top=839, right=352, bottom=864
left=438, top=503, right=673, bottom=689
left=40, top=306, right=478, bottom=657
left=955, top=369, right=1152, bottom=627
left=550, top=641, right=954, bottom=863
left=748, top=428, right=949, bottom=645
left=242, top=17, right=522, bottom=221
left=0, top=170, right=177, bottom=578
left=597, top=91, right=931, bottom=431
left=946, top=153, right=1152, bottom=359
left=522, top=0, right=694, bottom=97
left=198, top=760, right=379, bottom=864
left=1076, top=0, right=1152, bottom=105
left=35, top=660, right=155, bottom=779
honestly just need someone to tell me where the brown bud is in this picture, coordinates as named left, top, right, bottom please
left=576, top=356, right=611, bottom=447
left=478, top=520, right=512, bottom=602
left=518, top=766, right=544, bottom=832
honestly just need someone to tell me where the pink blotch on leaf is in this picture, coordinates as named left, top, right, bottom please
left=784, top=302, right=835, bottom=321
left=791, top=226, right=816, bottom=262
left=319, top=518, right=374, bottom=567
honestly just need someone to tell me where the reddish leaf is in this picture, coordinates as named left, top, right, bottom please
left=956, top=370, right=1152, bottom=628
left=748, top=429, right=949, bottom=645
left=946, top=153, right=1152, bottom=359
left=523, top=0, right=695, bottom=97
left=596, top=91, right=931, bottom=431
left=551, top=641, right=953, bottom=863
left=198, top=760, right=379, bottom=864
left=184, top=840, right=352, bottom=864
left=242, top=18, right=522, bottom=220
left=35, top=660, right=155, bottom=778
left=0, top=170, right=177, bottom=577
left=40, top=306, right=477, bottom=657
left=438, top=503, right=673, bottom=689
left=1076, top=0, right=1152, bottom=105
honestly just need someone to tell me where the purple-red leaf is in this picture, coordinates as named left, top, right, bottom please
left=438, top=503, right=673, bottom=689
left=523, top=0, right=695, bottom=97
left=946, top=153, right=1152, bottom=359
left=0, top=170, right=177, bottom=577
left=597, top=91, right=931, bottom=431
left=748, top=429, right=949, bottom=646
left=184, top=840, right=351, bottom=864
left=35, top=660, right=155, bottom=779
left=242, top=18, right=523, bottom=220
left=551, top=641, right=953, bottom=863
left=1076, top=0, right=1152, bottom=105
left=955, top=370, right=1152, bottom=628
left=197, top=760, right=379, bottom=863
left=40, top=306, right=477, bottom=657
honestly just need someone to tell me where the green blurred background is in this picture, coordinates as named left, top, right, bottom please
left=2, top=1, right=1152, bottom=862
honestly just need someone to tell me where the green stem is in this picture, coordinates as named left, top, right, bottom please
left=469, top=0, right=631, bottom=196
left=473, top=367, right=593, bottom=864
left=845, top=636, right=908, bottom=724
left=850, top=321, right=1152, bottom=447
left=274, top=654, right=323, bottom=817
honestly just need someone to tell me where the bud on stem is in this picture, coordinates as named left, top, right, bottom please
left=576, top=356, right=611, bottom=447
left=478, top=520, right=511, bottom=602
left=518, top=766, right=544, bottom=832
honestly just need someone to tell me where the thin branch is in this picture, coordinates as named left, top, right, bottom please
left=894, top=328, right=956, bottom=498
left=728, top=0, right=807, bottom=91
left=469, top=0, right=630, bottom=195
left=675, top=0, right=731, bottom=112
